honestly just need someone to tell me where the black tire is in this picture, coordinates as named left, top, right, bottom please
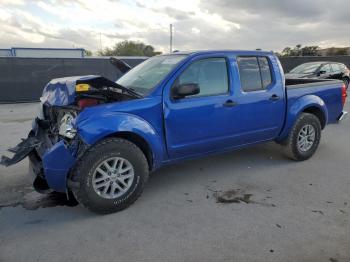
left=342, top=78, right=349, bottom=90
left=72, top=138, right=149, bottom=214
left=282, top=113, right=321, bottom=161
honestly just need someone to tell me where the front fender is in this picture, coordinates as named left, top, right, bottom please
left=76, top=112, right=165, bottom=169
left=276, top=95, right=328, bottom=142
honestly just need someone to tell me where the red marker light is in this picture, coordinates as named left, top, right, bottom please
left=341, top=83, right=347, bottom=107
left=78, top=98, right=98, bottom=109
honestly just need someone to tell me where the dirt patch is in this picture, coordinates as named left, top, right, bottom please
left=208, top=186, right=276, bottom=207
left=1, top=118, right=33, bottom=123
left=311, top=210, right=324, bottom=215
left=24, top=219, right=46, bottom=225
left=215, top=189, right=253, bottom=204
left=0, top=191, right=78, bottom=210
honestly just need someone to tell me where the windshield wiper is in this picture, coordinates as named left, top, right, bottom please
left=126, top=88, right=142, bottom=98
left=114, top=83, right=143, bottom=98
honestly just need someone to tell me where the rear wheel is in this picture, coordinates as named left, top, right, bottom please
left=72, top=138, right=149, bottom=214
left=282, top=113, right=321, bottom=161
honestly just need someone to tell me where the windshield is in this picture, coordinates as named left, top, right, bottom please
left=117, top=55, right=187, bottom=95
left=289, top=63, right=321, bottom=74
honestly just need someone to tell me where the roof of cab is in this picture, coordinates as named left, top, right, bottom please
left=165, top=49, right=274, bottom=56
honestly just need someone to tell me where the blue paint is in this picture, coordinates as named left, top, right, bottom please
left=37, top=50, right=344, bottom=192
left=42, top=140, right=76, bottom=192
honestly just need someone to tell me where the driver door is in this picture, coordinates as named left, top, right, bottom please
left=163, top=56, right=235, bottom=159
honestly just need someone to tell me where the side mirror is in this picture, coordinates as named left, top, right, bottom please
left=172, top=83, right=200, bottom=99
left=319, top=70, right=326, bottom=75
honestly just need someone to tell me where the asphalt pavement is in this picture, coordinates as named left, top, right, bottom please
left=0, top=101, right=349, bottom=262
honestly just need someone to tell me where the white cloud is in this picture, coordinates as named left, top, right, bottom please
left=191, top=27, right=200, bottom=34
left=0, top=0, right=25, bottom=6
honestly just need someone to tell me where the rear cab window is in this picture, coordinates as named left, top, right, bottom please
left=237, top=56, right=273, bottom=92
left=258, top=57, right=272, bottom=88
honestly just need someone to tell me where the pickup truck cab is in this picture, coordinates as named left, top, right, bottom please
left=1, top=50, right=347, bottom=214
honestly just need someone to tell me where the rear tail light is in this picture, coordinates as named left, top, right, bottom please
left=78, top=98, right=98, bottom=109
left=341, top=83, right=347, bottom=107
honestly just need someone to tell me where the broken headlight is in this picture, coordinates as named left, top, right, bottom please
left=58, top=112, right=77, bottom=139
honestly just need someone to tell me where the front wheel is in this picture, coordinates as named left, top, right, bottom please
left=282, top=113, right=321, bottom=161
left=72, top=138, right=149, bottom=214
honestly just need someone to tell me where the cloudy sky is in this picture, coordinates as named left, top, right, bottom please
left=0, top=0, right=349, bottom=54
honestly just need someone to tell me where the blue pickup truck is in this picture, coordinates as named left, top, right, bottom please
left=1, top=50, right=347, bottom=213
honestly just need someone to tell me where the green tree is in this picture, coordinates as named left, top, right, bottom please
left=84, top=50, right=93, bottom=56
left=281, top=45, right=320, bottom=57
left=301, top=46, right=320, bottom=56
left=281, top=47, right=292, bottom=56
left=98, top=40, right=161, bottom=57
left=334, top=48, right=348, bottom=55
left=326, top=48, right=349, bottom=56
left=294, top=44, right=302, bottom=56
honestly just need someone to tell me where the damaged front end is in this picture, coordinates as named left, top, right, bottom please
left=1, top=108, right=82, bottom=193
left=1, top=74, right=140, bottom=193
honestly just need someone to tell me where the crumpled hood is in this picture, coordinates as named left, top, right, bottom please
left=40, top=75, right=101, bottom=106
left=40, top=75, right=136, bottom=106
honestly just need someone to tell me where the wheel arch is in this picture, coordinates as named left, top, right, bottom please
left=302, top=106, right=326, bottom=129
left=276, top=95, right=328, bottom=142
left=76, top=112, right=166, bottom=170
left=107, top=131, right=154, bottom=170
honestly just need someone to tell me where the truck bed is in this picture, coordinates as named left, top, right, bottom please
left=286, top=78, right=341, bottom=89
left=285, top=78, right=343, bottom=124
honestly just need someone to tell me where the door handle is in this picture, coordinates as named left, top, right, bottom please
left=223, top=100, right=237, bottom=107
left=269, top=94, right=280, bottom=101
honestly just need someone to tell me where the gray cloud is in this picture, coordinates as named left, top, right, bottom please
left=156, top=7, right=195, bottom=21
left=0, top=0, right=349, bottom=53
left=194, top=0, right=350, bottom=50
left=131, top=0, right=350, bottom=52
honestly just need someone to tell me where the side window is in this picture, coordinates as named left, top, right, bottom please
left=331, top=64, right=341, bottom=72
left=237, top=57, right=262, bottom=92
left=237, top=56, right=273, bottom=92
left=258, top=57, right=272, bottom=88
left=320, top=64, right=331, bottom=73
left=177, top=58, right=229, bottom=97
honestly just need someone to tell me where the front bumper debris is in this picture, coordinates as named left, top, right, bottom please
left=1, top=118, right=81, bottom=193
left=1, top=137, right=41, bottom=167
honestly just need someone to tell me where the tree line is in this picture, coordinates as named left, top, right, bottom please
left=84, top=41, right=349, bottom=57
left=85, top=40, right=161, bottom=57
left=280, top=44, right=349, bottom=57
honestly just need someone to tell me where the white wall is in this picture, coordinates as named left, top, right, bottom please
left=13, top=48, right=84, bottom=58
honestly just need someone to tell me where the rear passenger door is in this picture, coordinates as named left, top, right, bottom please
left=232, top=56, right=285, bottom=143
